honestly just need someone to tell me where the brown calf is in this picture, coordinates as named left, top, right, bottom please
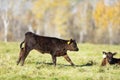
left=17, top=32, right=79, bottom=66
left=101, top=51, right=120, bottom=66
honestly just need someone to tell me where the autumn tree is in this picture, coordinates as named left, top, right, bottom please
left=32, top=0, right=70, bottom=38
left=93, top=0, right=120, bottom=44
left=68, top=0, right=95, bottom=43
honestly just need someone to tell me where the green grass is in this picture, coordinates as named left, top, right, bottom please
left=0, top=42, right=120, bottom=80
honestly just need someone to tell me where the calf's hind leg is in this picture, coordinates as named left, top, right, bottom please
left=17, top=48, right=25, bottom=65
left=51, top=55, right=57, bottom=66
left=21, top=46, right=32, bottom=66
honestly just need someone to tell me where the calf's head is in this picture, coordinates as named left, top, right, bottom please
left=67, top=39, right=79, bottom=51
left=103, top=51, right=117, bottom=64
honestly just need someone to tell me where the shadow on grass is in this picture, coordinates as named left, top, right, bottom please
left=35, top=61, right=94, bottom=67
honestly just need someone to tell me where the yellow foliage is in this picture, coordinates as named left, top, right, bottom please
left=51, top=0, right=69, bottom=7
left=32, top=0, right=52, bottom=19
left=32, top=0, right=70, bottom=37
left=93, top=0, right=105, bottom=26
left=93, top=0, right=120, bottom=29
left=32, top=0, right=70, bottom=20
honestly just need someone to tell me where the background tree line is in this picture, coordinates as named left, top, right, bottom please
left=0, top=0, right=120, bottom=44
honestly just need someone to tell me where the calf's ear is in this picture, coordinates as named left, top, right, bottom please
left=67, top=39, right=73, bottom=45
left=103, top=51, right=107, bottom=55
left=113, top=52, right=117, bottom=55
left=70, top=39, right=73, bottom=41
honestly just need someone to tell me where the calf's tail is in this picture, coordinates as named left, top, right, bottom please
left=20, top=40, right=25, bottom=49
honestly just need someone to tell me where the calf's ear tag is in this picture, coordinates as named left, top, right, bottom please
left=67, top=41, right=70, bottom=44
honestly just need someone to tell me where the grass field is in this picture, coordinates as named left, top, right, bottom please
left=0, top=42, right=120, bottom=80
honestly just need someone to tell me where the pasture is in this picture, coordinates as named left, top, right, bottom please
left=0, top=42, right=120, bottom=80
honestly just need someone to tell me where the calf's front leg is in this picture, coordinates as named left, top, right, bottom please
left=64, top=54, right=74, bottom=66
left=101, top=58, right=107, bottom=66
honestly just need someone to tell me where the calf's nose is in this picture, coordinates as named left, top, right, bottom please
left=76, top=48, right=79, bottom=51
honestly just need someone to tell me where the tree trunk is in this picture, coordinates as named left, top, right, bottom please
left=28, top=24, right=33, bottom=32
left=36, top=26, right=40, bottom=34
left=4, top=21, right=8, bottom=42
left=79, top=31, right=84, bottom=43
left=2, top=11, right=9, bottom=42
left=79, top=3, right=87, bottom=43
left=108, top=23, right=113, bottom=44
